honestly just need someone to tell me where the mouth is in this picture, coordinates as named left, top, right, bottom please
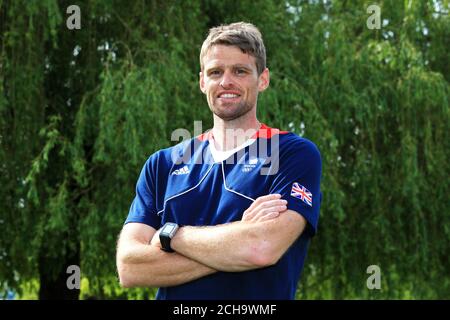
left=217, top=91, right=241, bottom=102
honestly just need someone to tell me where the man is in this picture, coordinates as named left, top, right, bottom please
left=116, top=22, right=322, bottom=300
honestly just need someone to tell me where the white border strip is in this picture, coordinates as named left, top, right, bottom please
left=221, top=162, right=255, bottom=202
left=157, top=163, right=216, bottom=216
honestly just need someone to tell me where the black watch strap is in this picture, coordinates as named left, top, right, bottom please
left=160, top=235, right=174, bottom=252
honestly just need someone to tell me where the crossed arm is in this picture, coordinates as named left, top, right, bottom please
left=116, top=194, right=307, bottom=288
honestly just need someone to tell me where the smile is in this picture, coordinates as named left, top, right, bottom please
left=217, top=91, right=241, bottom=100
left=220, top=93, right=239, bottom=98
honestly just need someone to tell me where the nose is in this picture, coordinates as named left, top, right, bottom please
left=219, top=70, right=235, bottom=88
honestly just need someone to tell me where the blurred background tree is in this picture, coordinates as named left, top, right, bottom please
left=0, top=0, right=448, bottom=299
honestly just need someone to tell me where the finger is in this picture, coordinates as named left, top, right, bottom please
left=252, top=194, right=282, bottom=207
left=242, top=209, right=255, bottom=221
left=250, top=202, right=284, bottom=220
left=254, top=199, right=287, bottom=211
left=252, top=205, right=287, bottom=220
left=149, top=231, right=160, bottom=245
left=256, top=211, right=280, bottom=222
left=244, top=195, right=284, bottom=221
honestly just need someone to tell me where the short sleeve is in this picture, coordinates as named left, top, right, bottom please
left=269, top=137, right=322, bottom=237
left=124, top=155, right=161, bottom=229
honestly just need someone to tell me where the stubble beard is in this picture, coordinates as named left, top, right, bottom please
left=209, top=100, right=254, bottom=122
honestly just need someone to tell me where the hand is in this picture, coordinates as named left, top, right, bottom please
left=149, top=228, right=162, bottom=248
left=242, top=194, right=288, bottom=222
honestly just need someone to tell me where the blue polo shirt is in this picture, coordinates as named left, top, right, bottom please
left=125, top=124, right=322, bottom=299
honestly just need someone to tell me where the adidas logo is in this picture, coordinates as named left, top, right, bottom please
left=172, top=165, right=190, bottom=175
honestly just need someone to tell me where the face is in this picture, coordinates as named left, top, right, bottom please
left=200, top=45, right=269, bottom=121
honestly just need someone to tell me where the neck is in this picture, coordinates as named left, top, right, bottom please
left=212, top=112, right=261, bottom=152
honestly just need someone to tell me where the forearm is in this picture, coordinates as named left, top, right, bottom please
left=171, top=221, right=270, bottom=272
left=171, top=207, right=306, bottom=273
left=117, top=242, right=217, bottom=288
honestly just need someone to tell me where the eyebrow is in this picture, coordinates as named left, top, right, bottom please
left=205, top=63, right=253, bottom=72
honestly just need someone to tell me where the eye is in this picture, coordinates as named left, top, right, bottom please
left=209, top=70, right=222, bottom=76
left=236, top=68, right=247, bottom=75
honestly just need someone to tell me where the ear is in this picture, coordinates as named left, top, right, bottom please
left=258, top=68, right=270, bottom=92
left=199, top=71, right=206, bottom=94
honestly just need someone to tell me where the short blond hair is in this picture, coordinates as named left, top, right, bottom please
left=200, top=22, right=266, bottom=75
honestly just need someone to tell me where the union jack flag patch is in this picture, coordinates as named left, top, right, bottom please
left=290, top=182, right=313, bottom=207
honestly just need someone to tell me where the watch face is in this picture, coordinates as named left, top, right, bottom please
left=163, top=224, right=175, bottom=234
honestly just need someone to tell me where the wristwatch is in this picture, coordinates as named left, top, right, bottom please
left=159, top=222, right=179, bottom=252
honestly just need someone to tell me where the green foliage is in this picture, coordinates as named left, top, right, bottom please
left=0, top=0, right=448, bottom=299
